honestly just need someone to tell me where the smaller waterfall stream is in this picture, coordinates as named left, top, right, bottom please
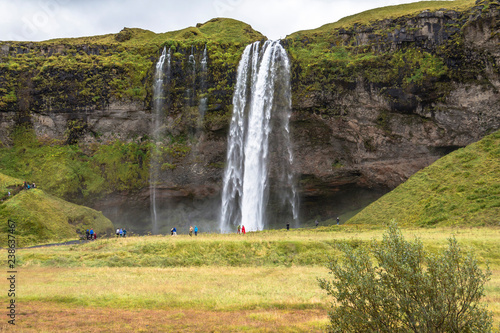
left=150, top=47, right=171, bottom=234
left=199, top=44, right=208, bottom=119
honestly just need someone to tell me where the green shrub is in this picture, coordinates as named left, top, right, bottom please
left=319, top=223, right=492, bottom=332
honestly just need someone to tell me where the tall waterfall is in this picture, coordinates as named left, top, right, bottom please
left=219, top=41, right=299, bottom=232
left=150, top=47, right=171, bottom=234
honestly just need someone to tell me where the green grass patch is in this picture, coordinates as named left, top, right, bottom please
left=0, top=172, right=114, bottom=247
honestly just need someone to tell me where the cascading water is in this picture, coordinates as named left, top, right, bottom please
left=199, top=44, right=208, bottom=119
left=150, top=47, right=171, bottom=234
left=187, top=46, right=196, bottom=107
left=219, top=41, right=299, bottom=232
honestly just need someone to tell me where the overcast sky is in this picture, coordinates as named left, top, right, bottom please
left=1, top=0, right=445, bottom=42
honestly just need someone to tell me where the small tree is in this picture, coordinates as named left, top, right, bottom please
left=319, top=223, right=492, bottom=333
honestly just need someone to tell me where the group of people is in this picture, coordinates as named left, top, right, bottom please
left=171, top=226, right=199, bottom=236
left=23, top=181, right=36, bottom=190
left=85, top=229, right=97, bottom=240
left=116, top=228, right=127, bottom=237
left=188, top=226, right=198, bottom=236
left=236, top=225, right=246, bottom=234
left=314, top=217, right=340, bottom=228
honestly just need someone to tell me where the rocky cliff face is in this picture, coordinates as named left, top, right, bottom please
left=285, top=0, right=499, bottom=218
left=0, top=3, right=499, bottom=227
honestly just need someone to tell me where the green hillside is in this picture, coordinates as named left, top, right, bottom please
left=0, top=172, right=114, bottom=247
left=41, top=18, right=264, bottom=46
left=349, top=131, right=500, bottom=227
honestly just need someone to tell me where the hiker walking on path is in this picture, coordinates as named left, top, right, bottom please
left=241, top=225, right=246, bottom=234
left=89, top=229, right=94, bottom=240
left=123, top=229, right=127, bottom=237
left=189, top=226, right=194, bottom=237
left=237, top=225, right=241, bottom=234
left=194, top=226, right=198, bottom=236
left=86, top=229, right=90, bottom=240
left=315, top=220, right=319, bottom=228
left=336, top=217, right=340, bottom=225
left=286, top=223, right=290, bottom=231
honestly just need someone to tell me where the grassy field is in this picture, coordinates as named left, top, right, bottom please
left=2, top=226, right=499, bottom=332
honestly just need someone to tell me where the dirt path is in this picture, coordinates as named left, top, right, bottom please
left=20, top=239, right=89, bottom=249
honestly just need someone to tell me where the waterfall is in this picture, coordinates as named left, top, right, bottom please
left=150, top=46, right=171, bottom=234
left=219, top=41, right=299, bottom=232
left=199, top=44, right=208, bottom=119
left=187, top=46, right=196, bottom=107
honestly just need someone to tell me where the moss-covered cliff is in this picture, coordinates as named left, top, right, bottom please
left=0, top=18, right=264, bottom=142
left=284, top=0, right=499, bottom=208
left=0, top=2, right=498, bottom=226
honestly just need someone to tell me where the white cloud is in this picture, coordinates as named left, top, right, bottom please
left=0, top=0, right=447, bottom=42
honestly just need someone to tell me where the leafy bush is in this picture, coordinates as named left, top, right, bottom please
left=319, top=223, right=492, bottom=332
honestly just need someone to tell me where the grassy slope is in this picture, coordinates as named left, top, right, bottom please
left=0, top=172, right=114, bottom=247
left=349, top=131, right=500, bottom=226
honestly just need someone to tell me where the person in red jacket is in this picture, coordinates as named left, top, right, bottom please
left=241, top=225, right=246, bottom=234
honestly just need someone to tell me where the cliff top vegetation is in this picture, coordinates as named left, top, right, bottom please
left=288, top=0, right=476, bottom=40
left=19, top=18, right=265, bottom=48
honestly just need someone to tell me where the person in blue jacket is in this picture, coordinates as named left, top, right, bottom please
left=194, top=226, right=198, bottom=236
left=89, top=229, right=94, bottom=240
left=173, top=227, right=177, bottom=236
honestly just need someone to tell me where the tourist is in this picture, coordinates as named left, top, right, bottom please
left=189, top=226, right=194, bottom=237
left=93, top=232, right=97, bottom=240
left=86, top=229, right=90, bottom=240
left=119, top=228, right=123, bottom=237
left=336, top=217, right=340, bottom=225
left=32, top=183, right=36, bottom=188
left=7, top=191, right=10, bottom=197
left=241, top=225, right=246, bottom=234
left=123, top=229, right=127, bottom=237
left=237, top=225, right=241, bottom=234
left=116, top=228, right=120, bottom=237
left=171, top=228, right=174, bottom=236
left=315, top=220, right=319, bottom=228
left=286, top=222, right=290, bottom=231
left=194, top=226, right=198, bottom=236
left=173, top=227, right=177, bottom=236
left=89, top=229, right=94, bottom=240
